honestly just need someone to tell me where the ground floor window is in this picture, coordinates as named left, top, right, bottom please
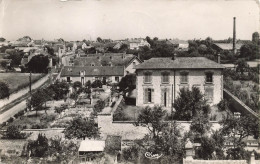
left=144, top=88, right=154, bottom=103
left=161, top=88, right=169, bottom=107
left=204, top=86, right=214, bottom=102
left=81, top=77, right=84, bottom=85
left=67, top=76, right=70, bottom=82
left=115, top=76, right=119, bottom=82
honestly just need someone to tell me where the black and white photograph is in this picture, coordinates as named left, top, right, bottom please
left=0, top=0, right=259, bottom=163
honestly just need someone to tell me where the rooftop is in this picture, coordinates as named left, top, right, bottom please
left=78, top=140, right=105, bottom=152
left=74, top=53, right=139, bottom=67
left=135, top=57, right=224, bottom=69
left=213, top=43, right=243, bottom=50
left=61, top=66, right=124, bottom=77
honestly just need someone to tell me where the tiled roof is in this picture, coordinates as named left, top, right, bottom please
left=74, top=53, right=138, bottom=67
left=213, top=43, right=243, bottom=50
left=135, top=57, right=224, bottom=69
left=61, top=66, right=124, bottom=77
left=167, top=40, right=188, bottom=45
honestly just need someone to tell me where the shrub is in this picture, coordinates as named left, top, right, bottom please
left=3, top=125, right=26, bottom=139
left=31, top=123, right=48, bottom=129
left=0, top=81, right=10, bottom=99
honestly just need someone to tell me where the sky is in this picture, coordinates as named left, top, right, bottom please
left=0, top=0, right=259, bottom=41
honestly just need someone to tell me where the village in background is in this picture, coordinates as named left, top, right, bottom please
left=0, top=16, right=259, bottom=164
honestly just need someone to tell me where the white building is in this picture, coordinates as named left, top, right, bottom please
left=135, top=57, right=224, bottom=107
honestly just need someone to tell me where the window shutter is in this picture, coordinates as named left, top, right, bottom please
left=151, top=89, right=154, bottom=103
left=166, top=88, right=170, bottom=107
left=144, top=88, right=148, bottom=103
left=161, top=89, right=164, bottom=106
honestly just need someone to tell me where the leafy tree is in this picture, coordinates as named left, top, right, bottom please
left=235, top=59, right=249, bottom=75
left=173, top=87, right=210, bottom=121
left=27, top=133, right=49, bottom=157
left=217, top=99, right=229, bottom=112
left=240, top=43, right=259, bottom=60
left=3, top=125, right=26, bottom=139
left=0, top=37, right=6, bottom=42
left=0, top=60, right=8, bottom=69
left=220, top=115, right=259, bottom=159
left=72, top=81, right=82, bottom=92
left=5, top=49, right=23, bottom=66
left=63, top=116, right=100, bottom=140
left=97, top=37, right=103, bottom=43
left=28, top=89, right=46, bottom=116
left=91, top=80, right=102, bottom=88
left=252, top=32, right=259, bottom=44
left=137, top=106, right=167, bottom=142
left=190, top=111, right=211, bottom=140
left=118, top=74, right=136, bottom=92
left=93, top=99, right=105, bottom=115
left=27, top=54, right=49, bottom=73
left=0, top=81, right=9, bottom=99
left=48, top=80, right=69, bottom=100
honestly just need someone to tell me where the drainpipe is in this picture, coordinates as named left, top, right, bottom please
left=171, top=70, right=176, bottom=120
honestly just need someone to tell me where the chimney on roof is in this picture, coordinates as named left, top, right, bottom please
left=217, top=54, right=221, bottom=64
left=172, top=53, right=177, bottom=60
left=233, top=17, right=236, bottom=54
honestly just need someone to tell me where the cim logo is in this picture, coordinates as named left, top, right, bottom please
left=145, top=152, right=163, bottom=159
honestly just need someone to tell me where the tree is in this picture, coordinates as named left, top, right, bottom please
left=3, top=125, right=26, bottom=139
left=252, top=32, right=259, bottom=44
left=118, top=74, right=136, bottom=92
left=0, top=60, right=8, bottom=69
left=63, top=116, right=100, bottom=140
left=0, top=81, right=9, bottom=99
left=0, top=37, right=6, bottom=42
left=93, top=99, right=105, bottom=115
left=240, top=43, right=259, bottom=60
left=29, top=89, right=46, bottom=116
left=5, top=49, right=23, bottom=66
left=48, top=80, right=69, bottom=100
left=220, top=115, right=259, bottom=159
left=97, top=37, right=103, bottom=43
left=235, top=59, right=248, bottom=75
left=27, top=133, right=49, bottom=157
left=27, top=54, right=49, bottom=73
left=137, top=106, right=167, bottom=142
left=91, top=80, right=102, bottom=88
left=72, top=81, right=82, bottom=92
left=173, top=87, right=210, bottom=121
left=190, top=111, right=211, bottom=140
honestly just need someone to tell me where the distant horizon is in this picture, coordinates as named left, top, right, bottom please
left=0, top=0, right=259, bottom=41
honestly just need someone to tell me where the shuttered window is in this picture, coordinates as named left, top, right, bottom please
left=161, top=72, right=169, bottom=83
left=144, top=72, right=152, bottom=83
left=161, top=88, right=169, bottom=107
left=205, top=86, right=214, bottom=102
left=144, top=88, right=154, bottom=103
left=205, top=72, right=213, bottom=83
left=180, top=72, right=189, bottom=84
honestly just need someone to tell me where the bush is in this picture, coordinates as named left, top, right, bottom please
left=31, top=122, right=48, bottom=129
left=2, top=125, right=26, bottom=139
left=0, top=81, right=10, bottom=99
left=7, top=117, right=14, bottom=123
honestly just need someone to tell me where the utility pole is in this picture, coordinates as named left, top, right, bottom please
left=29, top=71, right=32, bottom=111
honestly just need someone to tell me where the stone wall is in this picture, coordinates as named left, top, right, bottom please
left=183, top=159, right=247, bottom=164
left=136, top=69, right=223, bottom=107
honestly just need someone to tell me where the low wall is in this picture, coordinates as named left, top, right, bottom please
left=0, top=74, right=49, bottom=109
left=223, top=89, right=258, bottom=118
left=183, top=159, right=247, bottom=164
left=98, top=113, right=221, bottom=141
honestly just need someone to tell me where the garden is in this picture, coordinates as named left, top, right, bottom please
left=223, top=68, right=259, bottom=113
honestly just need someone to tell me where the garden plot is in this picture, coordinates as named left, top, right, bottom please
left=51, top=107, right=93, bottom=128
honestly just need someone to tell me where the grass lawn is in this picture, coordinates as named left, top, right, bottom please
left=0, top=73, right=45, bottom=94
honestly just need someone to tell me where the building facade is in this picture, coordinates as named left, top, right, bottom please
left=135, top=57, right=224, bottom=108
left=60, top=66, right=124, bottom=85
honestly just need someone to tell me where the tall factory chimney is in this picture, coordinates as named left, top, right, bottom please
left=233, top=17, right=236, bottom=54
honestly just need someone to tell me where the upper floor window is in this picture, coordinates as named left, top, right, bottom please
left=115, top=76, right=119, bottom=82
left=205, top=72, right=213, bottom=83
left=133, top=62, right=136, bottom=66
left=161, top=72, right=169, bottom=83
left=180, top=72, right=189, bottom=84
left=144, top=72, right=152, bottom=83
